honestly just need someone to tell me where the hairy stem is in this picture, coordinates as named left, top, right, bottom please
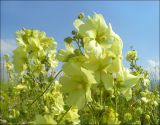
left=29, top=70, right=62, bottom=107
left=57, top=106, right=72, bottom=125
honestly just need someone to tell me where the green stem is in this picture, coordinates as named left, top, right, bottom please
left=76, top=40, right=83, bottom=55
left=29, top=70, right=62, bottom=107
left=114, top=79, right=118, bottom=121
left=87, top=103, right=97, bottom=125
left=57, top=106, right=72, bottom=125
left=100, top=88, right=103, bottom=106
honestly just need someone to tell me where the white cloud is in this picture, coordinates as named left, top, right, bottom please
left=147, top=59, right=160, bottom=81
left=1, top=39, right=17, bottom=81
left=147, top=60, right=159, bottom=67
left=1, top=39, right=17, bottom=56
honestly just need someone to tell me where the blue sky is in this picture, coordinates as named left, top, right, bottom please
left=1, top=1, right=159, bottom=68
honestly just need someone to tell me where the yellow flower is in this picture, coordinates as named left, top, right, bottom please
left=60, top=61, right=97, bottom=109
left=102, top=107, right=121, bottom=125
left=126, top=50, right=138, bottom=62
left=64, top=106, right=80, bottom=125
left=74, top=13, right=123, bottom=52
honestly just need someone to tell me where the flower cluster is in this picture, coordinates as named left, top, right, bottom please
left=1, top=13, right=159, bottom=125
left=13, top=29, right=57, bottom=74
left=58, top=13, right=139, bottom=109
left=126, top=50, right=138, bottom=62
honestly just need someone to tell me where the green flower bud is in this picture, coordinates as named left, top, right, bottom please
left=136, top=100, right=141, bottom=105
left=153, top=101, right=158, bottom=107
left=5, top=62, right=14, bottom=71
left=145, top=114, right=150, bottom=121
left=25, top=29, right=32, bottom=36
left=64, top=37, right=72, bottom=44
left=141, top=97, right=148, bottom=103
left=74, top=49, right=82, bottom=56
left=143, top=79, right=150, bottom=87
left=9, top=115, right=13, bottom=119
left=126, top=50, right=138, bottom=62
left=140, top=92, right=146, bottom=97
left=73, top=34, right=82, bottom=39
left=134, top=120, right=141, bottom=125
left=135, top=107, right=143, bottom=115
left=3, top=54, right=9, bottom=62
left=71, top=30, right=77, bottom=35
left=78, top=12, right=85, bottom=20
left=124, top=113, right=132, bottom=121
left=14, top=84, right=27, bottom=91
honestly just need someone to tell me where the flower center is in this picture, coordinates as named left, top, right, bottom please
left=95, top=32, right=107, bottom=43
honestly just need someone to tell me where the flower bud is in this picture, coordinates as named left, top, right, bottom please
left=141, top=97, right=148, bottom=103
left=145, top=114, right=150, bottom=121
left=140, top=92, right=146, bottom=97
left=44, top=106, right=49, bottom=113
left=143, top=79, right=150, bottom=86
left=136, top=100, right=141, bottom=105
left=124, top=113, right=132, bottom=121
left=9, top=115, right=13, bottom=119
left=135, top=107, right=143, bottom=115
left=126, top=50, right=138, bottom=62
left=14, top=84, right=27, bottom=91
left=5, top=62, right=14, bottom=71
left=78, top=13, right=85, bottom=20
left=64, top=37, right=72, bottom=44
left=3, top=54, right=9, bottom=62
left=134, top=120, right=141, bottom=125
left=153, top=101, right=158, bottom=106
left=71, top=30, right=77, bottom=35
left=25, top=29, right=32, bottom=36
left=74, top=49, right=82, bottom=56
